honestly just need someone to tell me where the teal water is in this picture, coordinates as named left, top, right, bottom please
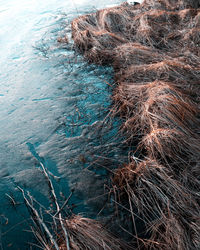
left=0, top=0, right=126, bottom=249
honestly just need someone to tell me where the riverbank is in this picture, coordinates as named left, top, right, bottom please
left=71, top=0, right=200, bottom=249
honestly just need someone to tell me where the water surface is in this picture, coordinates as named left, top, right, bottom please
left=0, top=0, right=126, bottom=248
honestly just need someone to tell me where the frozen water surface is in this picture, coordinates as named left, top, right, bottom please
left=0, top=0, right=129, bottom=249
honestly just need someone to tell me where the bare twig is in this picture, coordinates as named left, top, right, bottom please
left=38, top=162, right=70, bottom=250
left=17, top=186, right=59, bottom=250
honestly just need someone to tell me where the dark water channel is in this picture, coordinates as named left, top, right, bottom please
left=0, top=0, right=127, bottom=248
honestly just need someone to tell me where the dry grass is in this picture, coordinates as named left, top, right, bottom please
left=71, top=0, right=200, bottom=249
left=113, top=80, right=199, bottom=136
left=113, top=159, right=200, bottom=250
left=141, top=128, right=199, bottom=164
left=58, top=215, right=132, bottom=250
left=113, top=43, right=164, bottom=70
left=115, top=60, right=200, bottom=86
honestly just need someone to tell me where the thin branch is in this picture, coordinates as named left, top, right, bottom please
left=38, top=161, right=70, bottom=250
left=17, top=186, right=59, bottom=250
